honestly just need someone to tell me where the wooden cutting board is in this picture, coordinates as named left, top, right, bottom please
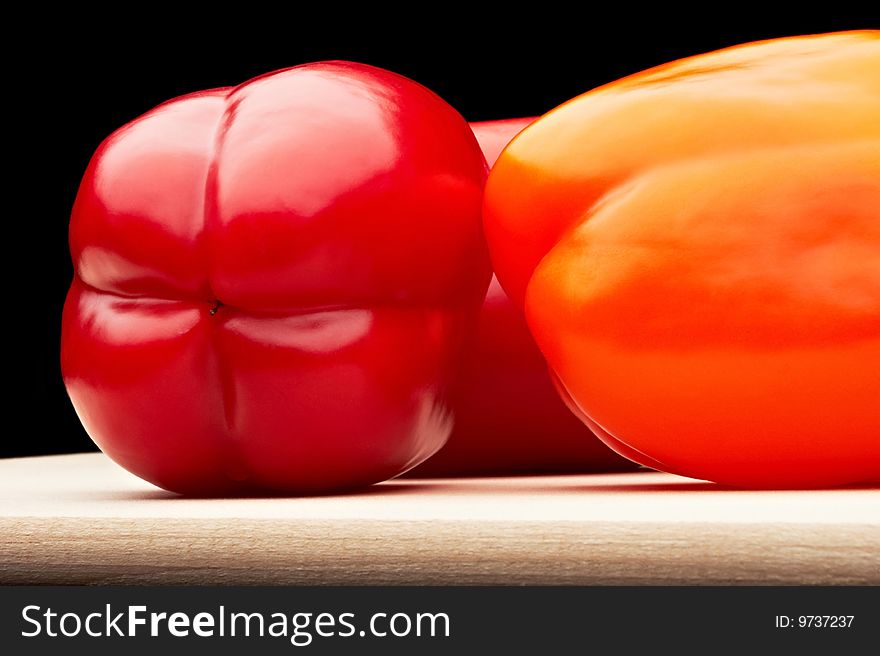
left=1, top=453, right=877, bottom=585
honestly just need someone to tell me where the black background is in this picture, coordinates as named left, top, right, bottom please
left=11, top=16, right=876, bottom=458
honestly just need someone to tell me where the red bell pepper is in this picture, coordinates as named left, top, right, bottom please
left=465, top=118, right=535, bottom=167
left=410, top=119, right=634, bottom=476
left=61, top=62, right=490, bottom=494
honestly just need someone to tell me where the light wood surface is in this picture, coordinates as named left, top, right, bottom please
left=1, top=453, right=877, bottom=585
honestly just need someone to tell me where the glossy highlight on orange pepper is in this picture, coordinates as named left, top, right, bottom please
left=62, top=62, right=490, bottom=495
left=484, top=32, right=880, bottom=488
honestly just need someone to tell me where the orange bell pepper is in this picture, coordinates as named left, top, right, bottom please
left=484, top=31, right=880, bottom=488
